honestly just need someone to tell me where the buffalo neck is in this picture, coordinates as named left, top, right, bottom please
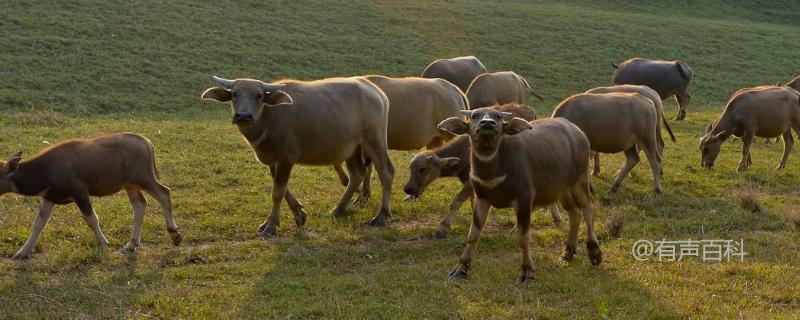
left=434, top=136, right=471, bottom=177
left=469, top=137, right=505, bottom=179
left=9, top=160, right=51, bottom=197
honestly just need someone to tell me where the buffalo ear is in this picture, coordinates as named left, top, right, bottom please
left=713, top=130, right=727, bottom=140
left=503, top=117, right=532, bottom=135
left=201, top=87, right=232, bottom=102
left=264, top=90, right=294, bottom=106
left=438, top=117, right=469, bottom=135
left=436, top=157, right=460, bottom=168
left=705, top=123, right=713, bottom=133
left=6, top=151, right=22, bottom=173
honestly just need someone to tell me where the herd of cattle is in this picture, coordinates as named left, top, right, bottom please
left=1, top=55, right=799, bottom=282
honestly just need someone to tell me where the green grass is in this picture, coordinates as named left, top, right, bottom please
left=1, top=1, right=799, bottom=318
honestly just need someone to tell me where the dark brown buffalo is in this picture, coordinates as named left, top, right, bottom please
left=404, top=104, right=560, bottom=238
left=0, top=133, right=181, bottom=259
left=612, top=58, right=694, bottom=120
left=421, top=56, right=487, bottom=92
left=439, top=108, right=600, bottom=283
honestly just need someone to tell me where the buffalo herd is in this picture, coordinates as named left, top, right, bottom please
left=2, top=56, right=799, bottom=283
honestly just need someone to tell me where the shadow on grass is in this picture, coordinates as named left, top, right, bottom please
left=238, top=224, right=686, bottom=318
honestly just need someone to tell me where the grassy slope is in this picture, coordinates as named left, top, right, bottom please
left=1, top=0, right=799, bottom=318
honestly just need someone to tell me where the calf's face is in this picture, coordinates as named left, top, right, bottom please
left=0, top=152, right=22, bottom=195
left=201, top=76, right=293, bottom=126
left=404, top=153, right=459, bottom=198
left=700, top=124, right=725, bottom=168
left=438, top=108, right=532, bottom=157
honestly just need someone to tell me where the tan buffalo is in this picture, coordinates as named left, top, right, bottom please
left=421, top=56, right=487, bottom=92
left=334, top=75, right=468, bottom=202
left=701, top=86, right=800, bottom=172
left=553, top=93, right=663, bottom=194
left=466, top=71, right=543, bottom=109
left=585, top=85, right=675, bottom=175
left=612, top=58, right=693, bottom=120
left=202, top=76, right=395, bottom=233
left=439, top=108, right=600, bottom=283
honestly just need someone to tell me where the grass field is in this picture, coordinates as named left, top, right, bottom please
left=1, top=1, right=799, bottom=318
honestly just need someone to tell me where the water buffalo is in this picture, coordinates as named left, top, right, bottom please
left=439, top=108, right=600, bottom=283
left=421, top=56, right=487, bottom=92
left=201, top=76, right=395, bottom=234
left=336, top=75, right=468, bottom=203
left=553, top=93, right=663, bottom=194
left=700, top=86, right=800, bottom=172
left=585, top=85, right=675, bottom=175
left=0, top=133, right=181, bottom=259
left=612, top=58, right=693, bottom=120
left=466, top=71, right=543, bottom=109
left=404, top=104, right=561, bottom=238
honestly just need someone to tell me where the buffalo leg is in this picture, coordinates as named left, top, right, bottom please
left=362, top=146, right=394, bottom=227
left=778, top=130, right=794, bottom=170
left=642, top=137, right=663, bottom=194
left=548, top=204, right=563, bottom=227
left=675, top=91, right=690, bottom=120
left=560, top=203, right=581, bottom=262
left=450, top=197, right=491, bottom=279
left=12, top=199, right=56, bottom=260
left=142, top=181, right=183, bottom=245
left=583, top=206, right=602, bottom=265
left=436, top=184, right=473, bottom=239
left=333, top=163, right=349, bottom=187
left=330, top=154, right=366, bottom=218
left=354, top=164, right=372, bottom=207
left=76, top=197, right=110, bottom=252
left=259, top=163, right=294, bottom=236
left=121, top=188, right=147, bottom=253
left=610, top=146, right=640, bottom=192
left=516, top=197, right=534, bottom=284
left=738, top=133, right=754, bottom=172
left=592, top=151, right=601, bottom=176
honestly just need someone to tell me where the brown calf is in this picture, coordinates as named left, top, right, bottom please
left=0, top=133, right=181, bottom=259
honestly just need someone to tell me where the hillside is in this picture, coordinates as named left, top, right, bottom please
left=1, top=0, right=797, bottom=114
left=1, top=1, right=799, bottom=319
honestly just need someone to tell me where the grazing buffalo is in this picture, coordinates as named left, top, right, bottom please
left=700, top=86, right=800, bottom=172
left=421, top=56, right=487, bottom=92
left=0, top=133, right=181, bottom=259
left=439, top=108, right=600, bottom=283
left=585, top=85, right=675, bottom=175
left=466, top=71, right=543, bottom=109
left=201, top=76, right=395, bottom=233
left=404, top=104, right=561, bottom=238
left=612, top=58, right=694, bottom=120
left=335, top=75, right=468, bottom=203
left=553, top=93, right=663, bottom=194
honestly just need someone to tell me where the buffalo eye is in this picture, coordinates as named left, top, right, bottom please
left=231, top=91, right=238, bottom=98
left=255, top=92, right=263, bottom=99
left=471, top=113, right=480, bottom=120
left=419, top=167, right=427, bottom=173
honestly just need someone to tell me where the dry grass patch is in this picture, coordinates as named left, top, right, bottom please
left=737, top=186, right=763, bottom=214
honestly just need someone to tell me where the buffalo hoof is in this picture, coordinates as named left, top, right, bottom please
left=10, top=251, right=29, bottom=260
left=434, top=229, right=449, bottom=239
left=169, top=230, right=183, bottom=246
left=587, top=240, right=603, bottom=266
left=675, top=111, right=686, bottom=121
left=609, top=184, right=620, bottom=193
left=260, top=224, right=277, bottom=237
left=560, top=244, right=576, bottom=262
left=368, top=215, right=387, bottom=227
left=449, top=266, right=468, bottom=280
left=518, top=267, right=534, bottom=284
left=293, top=209, right=308, bottom=227
left=353, top=194, right=370, bottom=207
left=330, top=207, right=346, bottom=219
left=119, top=245, right=138, bottom=254
left=552, top=218, right=563, bottom=228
